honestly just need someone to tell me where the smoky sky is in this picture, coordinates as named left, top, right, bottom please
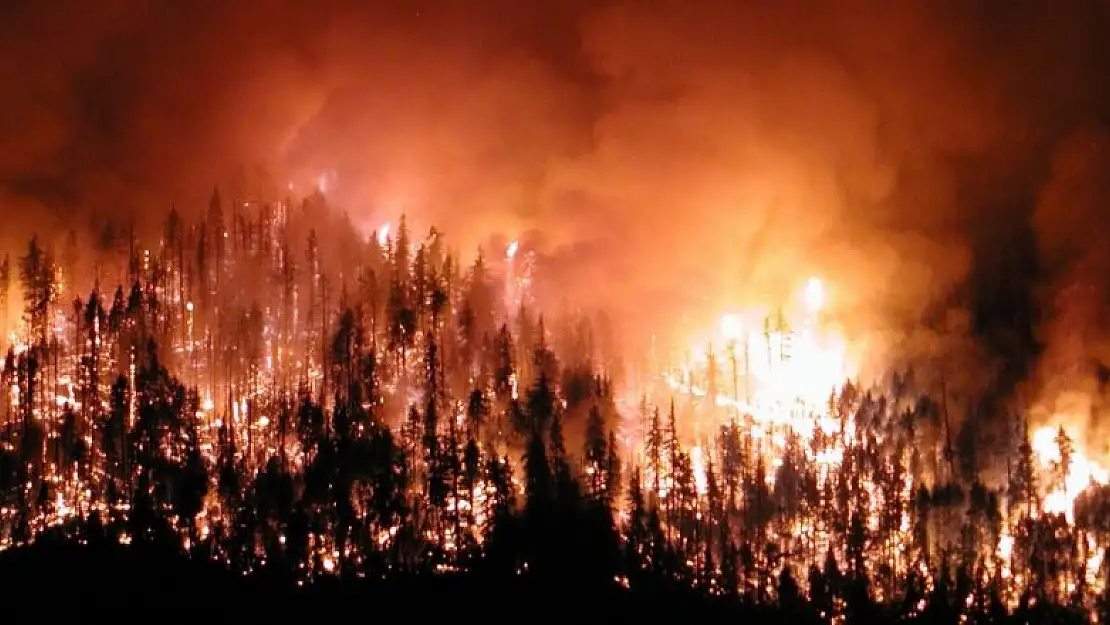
left=4, top=0, right=1110, bottom=376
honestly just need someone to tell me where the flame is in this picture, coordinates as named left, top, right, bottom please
left=667, top=277, right=852, bottom=433
left=506, top=240, right=518, bottom=260
left=803, top=276, right=825, bottom=313
left=690, top=445, right=708, bottom=496
left=1031, top=424, right=1109, bottom=522
left=719, top=313, right=744, bottom=342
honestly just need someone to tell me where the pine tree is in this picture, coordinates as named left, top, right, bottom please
left=466, top=387, right=489, bottom=441
left=0, top=254, right=10, bottom=333
left=584, top=405, right=607, bottom=497
left=1011, top=416, right=1038, bottom=517
left=1054, top=426, right=1073, bottom=493
left=626, top=466, right=648, bottom=571
left=605, top=430, right=622, bottom=506
left=19, top=236, right=56, bottom=345
left=526, top=371, right=556, bottom=435
left=647, top=406, right=663, bottom=497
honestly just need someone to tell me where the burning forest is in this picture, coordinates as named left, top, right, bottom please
left=6, top=1, right=1110, bottom=622
left=0, top=194, right=1103, bottom=623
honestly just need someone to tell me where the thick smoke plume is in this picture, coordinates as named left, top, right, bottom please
left=1030, top=128, right=1110, bottom=458
left=2, top=0, right=1110, bottom=387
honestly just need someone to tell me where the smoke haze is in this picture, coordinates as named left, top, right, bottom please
left=3, top=0, right=1110, bottom=398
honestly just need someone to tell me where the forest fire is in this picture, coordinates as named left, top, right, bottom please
left=3, top=0, right=1110, bottom=619
left=624, top=273, right=1110, bottom=616
left=0, top=198, right=1105, bottom=623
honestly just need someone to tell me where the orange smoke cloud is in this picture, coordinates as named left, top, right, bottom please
left=1030, top=128, right=1110, bottom=460
left=1, top=0, right=1109, bottom=378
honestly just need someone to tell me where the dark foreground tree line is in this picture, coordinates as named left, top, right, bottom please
left=0, top=190, right=1104, bottom=624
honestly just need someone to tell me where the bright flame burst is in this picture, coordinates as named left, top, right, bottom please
left=1032, top=424, right=1109, bottom=522
left=666, top=276, right=851, bottom=432
left=803, top=276, right=825, bottom=313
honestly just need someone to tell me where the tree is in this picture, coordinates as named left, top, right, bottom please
left=647, top=405, right=663, bottom=497
left=176, top=415, right=209, bottom=550
left=585, top=404, right=607, bottom=499
left=0, top=254, right=9, bottom=332
left=605, top=430, right=622, bottom=506
left=1010, top=417, right=1038, bottom=517
left=526, top=371, right=556, bottom=435
left=1054, top=426, right=1073, bottom=493
left=524, top=429, right=553, bottom=514
left=466, top=388, right=489, bottom=441
left=19, top=236, right=56, bottom=344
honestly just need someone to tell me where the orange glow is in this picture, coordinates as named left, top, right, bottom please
left=1032, top=424, right=1109, bottom=522
left=661, top=277, right=853, bottom=433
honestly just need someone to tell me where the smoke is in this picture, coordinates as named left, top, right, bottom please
left=1030, top=128, right=1110, bottom=457
left=1, top=0, right=1110, bottom=374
